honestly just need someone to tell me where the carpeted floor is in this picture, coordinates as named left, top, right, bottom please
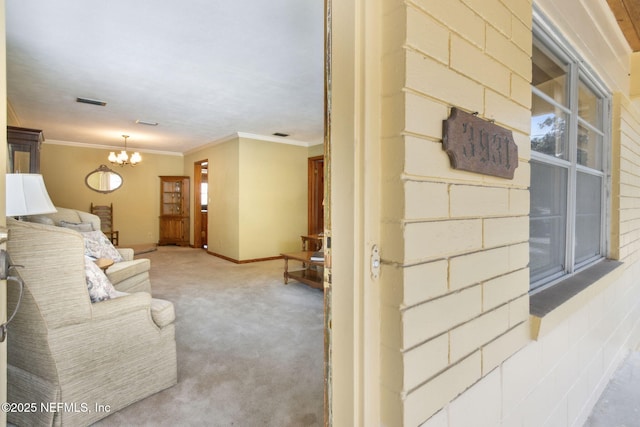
left=127, top=243, right=158, bottom=256
left=94, top=246, right=324, bottom=426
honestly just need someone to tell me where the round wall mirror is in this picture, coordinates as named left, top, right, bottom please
left=85, top=164, right=123, bottom=193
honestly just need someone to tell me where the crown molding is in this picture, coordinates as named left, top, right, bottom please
left=43, top=131, right=321, bottom=157
left=236, top=132, right=316, bottom=147
left=43, top=139, right=183, bottom=157
left=183, top=132, right=320, bottom=156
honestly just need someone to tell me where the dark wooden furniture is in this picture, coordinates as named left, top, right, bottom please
left=90, top=202, right=119, bottom=246
left=281, top=251, right=324, bottom=290
left=7, top=126, right=43, bottom=173
left=308, top=156, right=324, bottom=235
left=158, top=176, right=190, bottom=246
left=301, top=234, right=323, bottom=251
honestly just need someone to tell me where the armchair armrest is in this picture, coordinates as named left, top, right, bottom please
left=76, top=210, right=101, bottom=231
left=90, top=292, right=151, bottom=321
left=117, top=248, right=134, bottom=261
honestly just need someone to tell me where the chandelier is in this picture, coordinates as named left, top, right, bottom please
left=108, top=135, right=142, bottom=166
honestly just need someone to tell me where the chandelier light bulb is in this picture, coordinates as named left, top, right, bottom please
left=108, top=135, right=142, bottom=167
left=130, top=152, right=142, bottom=165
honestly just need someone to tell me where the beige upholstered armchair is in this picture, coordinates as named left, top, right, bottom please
left=27, top=206, right=151, bottom=294
left=6, top=218, right=177, bottom=426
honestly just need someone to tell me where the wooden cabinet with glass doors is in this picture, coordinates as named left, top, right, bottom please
left=7, top=126, right=43, bottom=173
left=158, top=176, right=190, bottom=246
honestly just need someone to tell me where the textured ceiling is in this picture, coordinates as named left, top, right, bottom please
left=6, top=1, right=325, bottom=154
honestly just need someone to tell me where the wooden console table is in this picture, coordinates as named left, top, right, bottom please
left=300, top=234, right=323, bottom=251
left=281, top=251, right=324, bottom=290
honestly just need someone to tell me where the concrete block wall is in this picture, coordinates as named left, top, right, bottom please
left=616, top=95, right=640, bottom=264
left=421, top=261, right=640, bottom=427
left=380, top=0, right=533, bottom=425
left=379, top=0, right=640, bottom=425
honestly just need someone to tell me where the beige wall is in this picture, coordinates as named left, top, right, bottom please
left=238, top=136, right=308, bottom=260
left=374, top=0, right=640, bottom=426
left=184, top=134, right=309, bottom=261
left=308, top=143, right=324, bottom=157
left=40, top=143, right=184, bottom=246
left=17, top=134, right=310, bottom=258
left=185, top=138, right=240, bottom=259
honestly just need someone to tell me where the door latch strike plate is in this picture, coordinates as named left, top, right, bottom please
left=371, top=244, right=380, bottom=280
left=0, top=250, right=9, bottom=280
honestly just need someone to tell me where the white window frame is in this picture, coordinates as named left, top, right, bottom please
left=530, top=15, right=612, bottom=294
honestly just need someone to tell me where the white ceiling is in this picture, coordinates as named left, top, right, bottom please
left=6, top=0, right=325, bottom=154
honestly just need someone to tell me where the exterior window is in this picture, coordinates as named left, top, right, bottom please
left=530, top=29, right=610, bottom=292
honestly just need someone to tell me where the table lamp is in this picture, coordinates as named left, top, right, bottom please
left=6, top=174, right=57, bottom=218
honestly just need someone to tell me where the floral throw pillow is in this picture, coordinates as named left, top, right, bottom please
left=82, top=230, right=124, bottom=262
left=84, top=256, right=118, bottom=302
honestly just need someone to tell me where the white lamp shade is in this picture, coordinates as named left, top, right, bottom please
left=6, top=174, right=57, bottom=217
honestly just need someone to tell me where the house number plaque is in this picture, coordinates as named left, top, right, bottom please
left=442, top=108, right=518, bottom=179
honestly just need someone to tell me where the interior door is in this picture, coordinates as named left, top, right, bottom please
left=193, top=160, right=208, bottom=249
left=308, top=155, right=324, bottom=237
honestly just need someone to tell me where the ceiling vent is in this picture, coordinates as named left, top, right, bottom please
left=273, top=132, right=289, bottom=137
left=76, top=97, right=106, bottom=106
left=136, top=119, right=158, bottom=126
